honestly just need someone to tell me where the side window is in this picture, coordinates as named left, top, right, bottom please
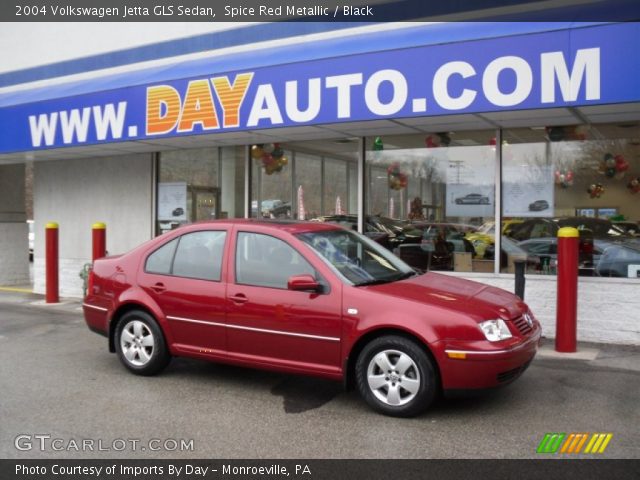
left=235, top=232, right=315, bottom=289
left=529, top=223, right=550, bottom=239
left=145, top=238, right=179, bottom=275
left=172, top=231, right=227, bottom=281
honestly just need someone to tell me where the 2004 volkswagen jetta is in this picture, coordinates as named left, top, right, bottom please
left=83, top=219, right=541, bottom=417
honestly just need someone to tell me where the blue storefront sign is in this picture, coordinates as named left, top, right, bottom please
left=0, top=22, right=638, bottom=154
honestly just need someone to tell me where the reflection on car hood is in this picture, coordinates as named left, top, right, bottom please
left=363, top=272, right=525, bottom=321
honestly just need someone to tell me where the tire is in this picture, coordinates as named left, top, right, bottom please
left=355, top=335, right=437, bottom=417
left=115, top=310, right=171, bottom=376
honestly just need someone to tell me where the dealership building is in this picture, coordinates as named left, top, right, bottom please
left=0, top=17, right=639, bottom=344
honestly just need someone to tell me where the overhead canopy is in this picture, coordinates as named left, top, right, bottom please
left=1, top=21, right=639, bottom=162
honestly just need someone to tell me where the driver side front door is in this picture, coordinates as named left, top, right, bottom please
left=225, top=231, right=342, bottom=376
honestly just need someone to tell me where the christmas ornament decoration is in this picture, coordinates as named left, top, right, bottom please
left=251, top=144, right=264, bottom=159
left=372, top=136, right=384, bottom=151
left=587, top=183, right=605, bottom=198
left=252, top=144, right=288, bottom=175
left=262, top=143, right=275, bottom=154
left=627, top=177, right=640, bottom=194
left=614, top=154, right=629, bottom=178
left=599, top=153, right=630, bottom=179
left=554, top=170, right=574, bottom=189
left=425, top=132, right=451, bottom=148
left=387, top=162, right=408, bottom=190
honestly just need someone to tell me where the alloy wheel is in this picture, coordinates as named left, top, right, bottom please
left=366, top=349, right=421, bottom=406
left=120, top=320, right=155, bottom=366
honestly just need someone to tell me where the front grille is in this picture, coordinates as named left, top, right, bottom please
left=512, top=315, right=533, bottom=335
left=497, top=360, right=532, bottom=383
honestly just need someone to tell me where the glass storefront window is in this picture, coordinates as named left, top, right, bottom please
left=501, top=122, right=640, bottom=279
left=250, top=141, right=358, bottom=220
left=296, top=153, right=322, bottom=219
left=323, top=158, right=350, bottom=216
left=157, top=146, right=245, bottom=234
left=251, top=146, right=292, bottom=219
left=365, top=132, right=497, bottom=273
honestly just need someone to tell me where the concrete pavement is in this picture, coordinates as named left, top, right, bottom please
left=1, top=291, right=638, bottom=459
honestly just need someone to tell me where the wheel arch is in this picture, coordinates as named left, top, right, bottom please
left=108, top=303, right=160, bottom=353
left=344, top=328, right=441, bottom=392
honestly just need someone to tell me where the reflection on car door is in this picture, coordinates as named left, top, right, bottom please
left=226, top=230, right=342, bottom=375
left=138, top=230, right=228, bottom=356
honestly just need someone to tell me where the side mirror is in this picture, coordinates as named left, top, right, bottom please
left=287, top=274, right=320, bottom=292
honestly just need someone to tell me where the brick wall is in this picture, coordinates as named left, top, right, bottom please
left=0, top=223, right=29, bottom=285
left=443, top=272, right=640, bottom=346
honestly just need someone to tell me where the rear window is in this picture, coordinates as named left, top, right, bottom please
left=145, top=231, right=226, bottom=281
left=145, top=238, right=178, bottom=275
left=172, top=231, right=226, bottom=281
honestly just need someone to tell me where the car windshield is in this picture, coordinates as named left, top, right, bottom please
left=297, top=229, right=415, bottom=286
left=375, top=216, right=407, bottom=231
left=557, top=218, right=625, bottom=236
left=477, top=222, right=495, bottom=235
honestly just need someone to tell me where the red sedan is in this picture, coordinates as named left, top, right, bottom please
left=83, top=219, right=541, bottom=417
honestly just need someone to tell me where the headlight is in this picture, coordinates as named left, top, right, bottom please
left=479, top=319, right=513, bottom=342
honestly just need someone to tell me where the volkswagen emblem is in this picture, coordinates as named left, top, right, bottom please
left=524, top=312, right=534, bottom=327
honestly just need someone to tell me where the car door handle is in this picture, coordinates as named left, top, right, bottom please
left=229, top=293, right=248, bottom=304
left=150, top=282, right=167, bottom=293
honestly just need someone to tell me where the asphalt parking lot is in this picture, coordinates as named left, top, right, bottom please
left=1, top=291, right=639, bottom=459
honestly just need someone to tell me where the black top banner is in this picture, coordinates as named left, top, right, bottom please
left=3, top=0, right=640, bottom=22
left=3, top=459, right=640, bottom=480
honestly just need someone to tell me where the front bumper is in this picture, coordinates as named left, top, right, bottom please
left=433, top=326, right=541, bottom=390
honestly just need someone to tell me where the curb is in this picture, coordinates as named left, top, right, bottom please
left=0, top=286, right=34, bottom=294
left=536, top=346, right=600, bottom=361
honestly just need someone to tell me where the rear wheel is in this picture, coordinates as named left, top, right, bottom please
left=115, top=310, right=171, bottom=376
left=355, top=335, right=437, bottom=417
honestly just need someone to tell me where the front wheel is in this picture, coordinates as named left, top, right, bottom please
left=355, top=335, right=438, bottom=417
left=115, top=310, right=171, bottom=376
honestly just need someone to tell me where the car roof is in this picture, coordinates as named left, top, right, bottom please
left=186, top=218, right=345, bottom=234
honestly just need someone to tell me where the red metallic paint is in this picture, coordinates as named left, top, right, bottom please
left=556, top=232, right=579, bottom=353
left=45, top=224, right=59, bottom=304
left=92, top=225, right=107, bottom=262
left=83, top=219, right=540, bottom=392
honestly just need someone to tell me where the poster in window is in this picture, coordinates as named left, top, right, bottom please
left=503, top=166, right=554, bottom=217
left=158, top=182, right=187, bottom=221
left=445, top=152, right=494, bottom=217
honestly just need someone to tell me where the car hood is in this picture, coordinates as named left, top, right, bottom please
left=363, top=272, right=525, bottom=321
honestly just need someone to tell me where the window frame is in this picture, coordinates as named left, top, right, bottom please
left=233, top=230, right=325, bottom=291
left=143, top=229, right=227, bottom=282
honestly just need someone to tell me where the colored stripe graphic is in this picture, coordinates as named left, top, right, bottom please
left=584, top=433, right=613, bottom=454
left=538, top=433, right=613, bottom=454
left=560, top=433, right=589, bottom=453
left=537, top=433, right=566, bottom=454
